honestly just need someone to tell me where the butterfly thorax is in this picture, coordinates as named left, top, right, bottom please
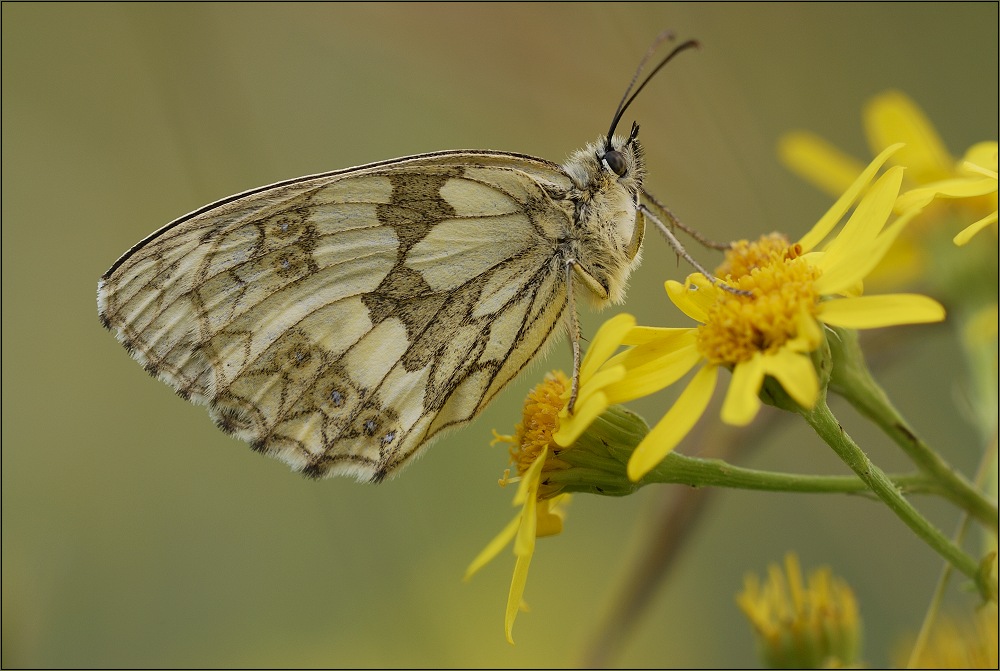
left=560, top=135, right=646, bottom=305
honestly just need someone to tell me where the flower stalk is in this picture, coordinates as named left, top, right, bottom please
left=828, top=326, right=998, bottom=529
left=548, top=406, right=951, bottom=500
left=636, top=452, right=943, bottom=498
left=769, top=382, right=987, bottom=596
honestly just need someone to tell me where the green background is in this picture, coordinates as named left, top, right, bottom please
left=3, top=3, right=996, bottom=667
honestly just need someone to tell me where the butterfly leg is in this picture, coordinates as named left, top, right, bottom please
left=639, top=201, right=752, bottom=297
left=563, top=257, right=583, bottom=414
left=641, top=189, right=730, bottom=250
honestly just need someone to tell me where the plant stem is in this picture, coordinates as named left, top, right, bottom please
left=639, top=452, right=940, bottom=498
left=908, top=438, right=1000, bottom=666
left=829, top=327, right=998, bottom=529
left=796, top=393, right=983, bottom=590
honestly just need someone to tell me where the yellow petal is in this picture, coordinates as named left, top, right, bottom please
left=954, top=211, right=998, bottom=246
left=819, top=294, right=945, bottom=328
left=863, top=90, right=953, bottom=182
left=892, top=187, right=936, bottom=212
left=572, top=364, right=625, bottom=412
left=515, top=495, right=537, bottom=559
left=722, top=355, right=765, bottom=425
left=553, top=390, right=608, bottom=447
left=778, top=131, right=867, bottom=198
left=820, top=166, right=904, bottom=267
left=964, top=304, right=999, bottom=345
left=505, top=553, right=532, bottom=644
left=627, top=364, right=718, bottom=481
left=666, top=278, right=713, bottom=323
left=683, top=272, right=720, bottom=295
left=514, top=466, right=544, bottom=558
left=764, top=349, right=820, bottom=410
left=896, top=176, right=998, bottom=211
left=797, top=144, right=904, bottom=253
left=512, top=445, right=547, bottom=506
left=548, top=492, right=571, bottom=515
left=506, top=465, right=557, bottom=644
left=603, top=336, right=702, bottom=404
left=815, top=206, right=920, bottom=295
left=621, top=325, right=694, bottom=347
left=580, top=314, right=636, bottom=381
left=535, top=498, right=566, bottom=537
left=962, top=141, right=998, bottom=174
left=465, top=513, right=522, bottom=581
left=789, top=309, right=824, bottom=352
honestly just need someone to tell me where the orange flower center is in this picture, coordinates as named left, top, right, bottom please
left=509, top=371, right=569, bottom=477
left=696, top=234, right=822, bottom=365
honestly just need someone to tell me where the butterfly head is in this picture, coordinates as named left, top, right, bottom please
left=598, top=121, right=645, bottom=194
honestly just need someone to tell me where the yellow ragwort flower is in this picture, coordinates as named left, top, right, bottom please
left=465, top=315, right=636, bottom=643
left=896, top=141, right=999, bottom=246
left=898, top=602, right=998, bottom=669
left=614, top=145, right=945, bottom=481
left=737, top=553, right=862, bottom=668
left=780, top=90, right=998, bottom=281
left=464, top=372, right=571, bottom=644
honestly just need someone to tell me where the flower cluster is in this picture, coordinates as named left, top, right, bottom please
left=471, top=89, right=996, bottom=658
left=781, top=91, right=998, bottom=286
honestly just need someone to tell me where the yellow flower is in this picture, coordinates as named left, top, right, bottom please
left=737, top=553, right=862, bottom=668
left=616, top=145, right=945, bottom=481
left=464, top=372, right=571, bottom=644
left=465, top=315, right=637, bottom=643
left=780, top=90, right=998, bottom=282
left=897, top=602, right=998, bottom=669
left=895, top=141, right=998, bottom=246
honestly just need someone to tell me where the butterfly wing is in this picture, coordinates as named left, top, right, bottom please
left=98, top=151, right=576, bottom=482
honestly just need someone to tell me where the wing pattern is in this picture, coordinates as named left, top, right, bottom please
left=98, top=153, right=577, bottom=481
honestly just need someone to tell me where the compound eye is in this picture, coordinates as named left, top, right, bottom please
left=603, top=149, right=628, bottom=177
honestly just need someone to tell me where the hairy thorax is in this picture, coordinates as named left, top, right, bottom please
left=560, top=136, right=646, bottom=305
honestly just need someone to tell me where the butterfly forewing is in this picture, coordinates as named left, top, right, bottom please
left=99, top=151, right=580, bottom=481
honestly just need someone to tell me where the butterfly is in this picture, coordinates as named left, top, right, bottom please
left=97, top=36, right=701, bottom=483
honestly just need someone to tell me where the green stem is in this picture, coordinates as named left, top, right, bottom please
left=639, top=453, right=940, bottom=498
left=829, top=327, right=998, bottom=530
left=549, top=405, right=954, bottom=504
left=792, top=391, right=983, bottom=591
left=907, top=496, right=975, bottom=667
left=910, top=442, right=1000, bottom=667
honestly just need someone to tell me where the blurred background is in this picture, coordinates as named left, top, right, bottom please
left=3, top=3, right=996, bottom=667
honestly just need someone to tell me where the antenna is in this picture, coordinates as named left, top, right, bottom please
left=605, top=35, right=700, bottom=149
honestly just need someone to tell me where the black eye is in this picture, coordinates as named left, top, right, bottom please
left=603, top=149, right=628, bottom=177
